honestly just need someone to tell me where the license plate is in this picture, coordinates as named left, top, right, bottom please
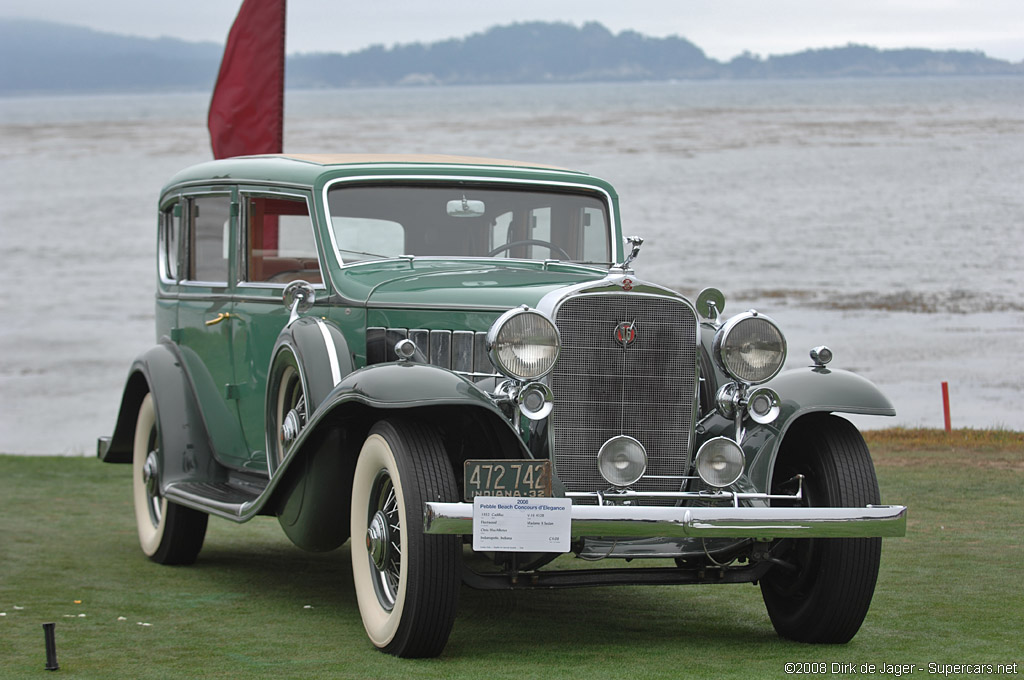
left=464, top=459, right=552, bottom=500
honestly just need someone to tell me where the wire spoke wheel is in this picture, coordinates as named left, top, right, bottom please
left=350, top=419, right=459, bottom=657
left=367, top=469, right=403, bottom=609
left=131, top=393, right=208, bottom=565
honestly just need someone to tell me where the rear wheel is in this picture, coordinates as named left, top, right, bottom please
left=350, top=419, right=460, bottom=657
left=132, top=393, right=208, bottom=565
left=760, top=414, right=882, bottom=643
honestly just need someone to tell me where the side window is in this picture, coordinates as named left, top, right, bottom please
left=188, top=195, right=231, bottom=284
left=159, top=202, right=181, bottom=282
left=245, top=196, right=322, bottom=284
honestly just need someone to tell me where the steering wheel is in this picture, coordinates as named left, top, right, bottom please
left=487, top=239, right=571, bottom=260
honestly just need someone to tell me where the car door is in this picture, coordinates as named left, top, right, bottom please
left=175, top=189, right=251, bottom=469
left=230, top=190, right=325, bottom=467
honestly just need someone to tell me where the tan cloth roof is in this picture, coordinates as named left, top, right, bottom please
left=280, top=153, right=570, bottom=171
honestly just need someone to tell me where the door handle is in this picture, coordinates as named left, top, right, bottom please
left=205, top=312, right=232, bottom=326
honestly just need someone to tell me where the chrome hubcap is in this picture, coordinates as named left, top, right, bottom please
left=142, top=450, right=162, bottom=526
left=366, top=510, right=391, bottom=571
left=282, top=408, right=302, bottom=444
left=143, top=451, right=159, bottom=498
left=367, top=470, right=401, bottom=610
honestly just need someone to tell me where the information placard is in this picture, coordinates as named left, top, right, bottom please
left=472, top=497, right=571, bottom=552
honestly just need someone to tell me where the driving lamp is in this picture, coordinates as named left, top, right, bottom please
left=597, top=435, right=648, bottom=488
left=694, top=437, right=745, bottom=488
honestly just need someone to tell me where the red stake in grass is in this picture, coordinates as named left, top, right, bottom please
left=941, top=381, right=952, bottom=433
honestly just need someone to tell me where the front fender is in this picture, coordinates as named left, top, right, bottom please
left=770, top=367, right=896, bottom=420
left=746, top=367, right=895, bottom=491
left=326, top=362, right=511, bottom=415
left=274, top=361, right=523, bottom=471
left=266, top=361, right=525, bottom=551
left=285, top=362, right=522, bottom=455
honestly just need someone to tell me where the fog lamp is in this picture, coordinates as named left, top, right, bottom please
left=694, top=437, right=745, bottom=488
left=746, top=387, right=781, bottom=424
left=517, top=382, right=554, bottom=420
left=597, top=435, right=647, bottom=488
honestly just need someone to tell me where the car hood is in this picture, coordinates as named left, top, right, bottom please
left=337, top=259, right=607, bottom=310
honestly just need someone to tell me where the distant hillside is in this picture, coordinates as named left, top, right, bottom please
left=1, top=18, right=1020, bottom=95
left=0, top=19, right=222, bottom=93
left=288, top=22, right=717, bottom=87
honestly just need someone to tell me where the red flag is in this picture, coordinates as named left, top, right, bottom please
left=208, top=0, right=286, bottom=159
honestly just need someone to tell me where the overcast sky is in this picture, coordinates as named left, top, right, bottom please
left=3, top=0, right=1023, bottom=62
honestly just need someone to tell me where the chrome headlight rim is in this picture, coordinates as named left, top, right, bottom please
left=694, top=436, right=745, bottom=488
left=486, top=306, right=561, bottom=381
left=712, top=310, right=787, bottom=385
left=597, top=435, right=648, bottom=488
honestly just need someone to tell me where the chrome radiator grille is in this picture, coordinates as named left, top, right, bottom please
left=550, top=293, right=698, bottom=501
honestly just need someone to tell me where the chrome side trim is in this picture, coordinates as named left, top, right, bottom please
left=423, top=502, right=908, bottom=539
left=314, top=319, right=342, bottom=387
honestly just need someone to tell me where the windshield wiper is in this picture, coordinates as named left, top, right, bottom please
left=337, top=248, right=391, bottom=260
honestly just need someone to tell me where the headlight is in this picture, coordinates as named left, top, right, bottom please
left=486, top=307, right=560, bottom=380
left=712, top=311, right=787, bottom=384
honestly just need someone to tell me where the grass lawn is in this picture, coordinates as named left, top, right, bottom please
left=1, top=429, right=1021, bottom=679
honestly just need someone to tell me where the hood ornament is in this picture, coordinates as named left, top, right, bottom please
left=615, top=236, right=644, bottom=271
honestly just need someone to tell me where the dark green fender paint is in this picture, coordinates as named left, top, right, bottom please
left=265, top=361, right=527, bottom=551
left=100, top=340, right=227, bottom=489
left=744, top=367, right=896, bottom=493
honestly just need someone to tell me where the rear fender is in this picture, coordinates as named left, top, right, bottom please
left=100, top=341, right=224, bottom=489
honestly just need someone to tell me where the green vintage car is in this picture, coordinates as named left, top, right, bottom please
left=99, top=153, right=906, bottom=657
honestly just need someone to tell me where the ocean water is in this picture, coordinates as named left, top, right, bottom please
left=1, top=77, right=1022, bottom=454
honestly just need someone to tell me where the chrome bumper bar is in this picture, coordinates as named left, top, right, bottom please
left=423, top=502, right=907, bottom=539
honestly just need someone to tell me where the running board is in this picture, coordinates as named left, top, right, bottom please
left=164, top=480, right=266, bottom=520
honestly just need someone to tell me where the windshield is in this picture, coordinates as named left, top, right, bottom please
left=327, top=184, right=611, bottom=265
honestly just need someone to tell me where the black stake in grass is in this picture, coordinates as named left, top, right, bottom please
left=43, top=622, right=59, bottom=671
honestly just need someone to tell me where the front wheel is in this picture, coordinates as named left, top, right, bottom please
left=350, top=419, right=460, bottom=658
left=760, top=414, right=882, bottom=643
left=132, top=393, right=208, bottom=565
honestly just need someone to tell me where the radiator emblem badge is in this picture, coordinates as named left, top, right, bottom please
left=622, top=278, right=634, bottom=291
left=614, top=320, right=638, bottom=349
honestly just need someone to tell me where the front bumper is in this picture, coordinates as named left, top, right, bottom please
left=423, top=502, right=907, bottom=539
